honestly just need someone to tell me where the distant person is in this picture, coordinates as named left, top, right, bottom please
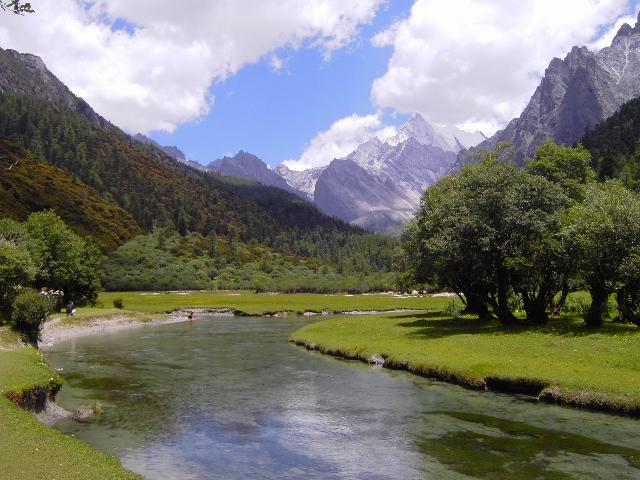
left=66, top=300, right=76, bottom=316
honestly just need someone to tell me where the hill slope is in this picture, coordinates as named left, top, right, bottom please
left=0, top=138, right=141, bottom=250
left=582, top=95, right=640, bottom=188
left=0, top=47, right=394, bottom=270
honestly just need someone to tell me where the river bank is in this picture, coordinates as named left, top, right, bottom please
left=289, top=313, right=640, bottom=417
left=0, top=327, right=140, bottom=479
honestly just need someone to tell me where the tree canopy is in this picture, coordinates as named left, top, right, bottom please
left=402, top=140, right=640, bottom=328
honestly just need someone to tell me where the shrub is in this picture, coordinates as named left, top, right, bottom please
left=112, top=297, right=124, bottom=309
left=562, top=297, right=590, bottom=316
left=11, top=291, right=54, bottom=345
left=443, top=299, right=462, bottom=317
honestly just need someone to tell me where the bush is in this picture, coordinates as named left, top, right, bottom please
left=112, top=297, right=124, bottom=309
left=443, top=299, right=462, bottom=317
left=11, top=291, right=54, bottom=345
left=562, top=297, right=590, bottom=316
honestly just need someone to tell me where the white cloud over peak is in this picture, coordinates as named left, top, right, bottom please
left=283, top=112, right=396, bottom=171
left=0, top=0, right=383, bottom=133
left=371, top=0, right=634, bottom=136
left=590, top=12, right=638, bottom=50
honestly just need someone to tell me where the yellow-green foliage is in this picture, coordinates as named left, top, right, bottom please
left=0, top=139, right=141, bottom=251
left=101, top=229, right=395, bottom=292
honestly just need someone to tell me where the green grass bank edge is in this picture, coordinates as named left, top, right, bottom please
left=288, top=337, right=640, bottom=418
left=0, top=329, right=140, bottom=479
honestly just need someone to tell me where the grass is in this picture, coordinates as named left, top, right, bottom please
left=289, top=311, right=640, bottom=414
left=0, top=327, right=139, bottom=479
left=84, top=290, right=451, bottom=316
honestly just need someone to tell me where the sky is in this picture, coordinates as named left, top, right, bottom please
left=1, top=0, right=639, bottom=169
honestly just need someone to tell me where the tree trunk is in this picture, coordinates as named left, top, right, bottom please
left=496, top=271, right=517, bottom=325
left=586, top=287, right=608, bottom=328
left=617, top=289, right=640, bottom=326
left=463, top=293, right=492, bottom=321
left=524, top=297, right=549, bottom=324
left=549, top=279, right=569, bottom=317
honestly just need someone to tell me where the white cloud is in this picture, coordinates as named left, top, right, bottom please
left=283, top=112, right=396, bottom=171
left=371, top=0, right=634, bottom=136
left=0, top=0, right=383, bottom=133
left=590, top=12, right=638, bottom=50
left=270, top=54, right=285, bottom=73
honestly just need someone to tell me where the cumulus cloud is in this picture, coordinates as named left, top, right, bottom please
left=283, top=112, right=396, bottom=171
left=371, top=0, right=634, bottom=136
left=0, top=0, right=383, bottom=133
left=590, top=12, right=638, bottom=50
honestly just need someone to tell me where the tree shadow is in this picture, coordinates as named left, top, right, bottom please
left=396, top=312, right=640, bottom=340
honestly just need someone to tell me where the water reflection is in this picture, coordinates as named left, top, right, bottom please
left=45, top=317, right=640, bottom=479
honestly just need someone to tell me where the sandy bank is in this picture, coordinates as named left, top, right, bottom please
left=39, top=312, right=198, bottom=349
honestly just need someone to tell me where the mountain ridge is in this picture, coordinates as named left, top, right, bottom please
left=0, top=48, right=393, bottom=271
left=457, top=12, right=640, bottom=167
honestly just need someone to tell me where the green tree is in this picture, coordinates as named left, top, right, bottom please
left=405, top=145, right=570, bottom=324
left=526, top=140, right=595, bottom=201
left=11, top=291, right=52, bottom=345
left=617, top=249, right=640, bottom=326
left=525, top=141, right=595, bottom=313
left=564, top=181, right=640, bottom=327
left=24, top=210, right=102, bottom=305
left=0, top=238, right=36, bottom=313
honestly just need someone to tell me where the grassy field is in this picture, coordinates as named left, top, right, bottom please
left=0, top=327, right=139, bottom=479
left=290, top=312, right=640, bottom=414
left=85, top=290, right=451, bottom=316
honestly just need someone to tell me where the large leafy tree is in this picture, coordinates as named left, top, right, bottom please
left=526, top=140, right=594, bottom=201
left=404, top=143, right=570, bottom=324
left=564, top=181, right=640, bottom=327
left=24, top=211, right=102, bottom=305
left=525, top=141, right=595, bottom=313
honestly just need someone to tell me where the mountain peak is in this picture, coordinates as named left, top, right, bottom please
left=614, top=22, right=634, bottom=41
left=402, top=112, right=436, bottom=137
left=209, top=151, right=299, bottom=194
left=134, top=133, right=187, bottom=162
left=458, top=12, right=640, bottom=166
left=0, top=47, right=107, bottom=128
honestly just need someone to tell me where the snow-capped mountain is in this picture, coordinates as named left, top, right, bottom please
left=280, top=113, right=484, bottom=234
left=386, top=113, right=485, bottom=152
left=174, top=113, right=484, bottom=234
left=274, top=164, right=326, bottom=201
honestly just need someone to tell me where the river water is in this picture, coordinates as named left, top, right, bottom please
left=44, top=316, right=640, bottom=479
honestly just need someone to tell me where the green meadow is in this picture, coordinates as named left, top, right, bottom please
left=90, top=290, right=445, bottom=316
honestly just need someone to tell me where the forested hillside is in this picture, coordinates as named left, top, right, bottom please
left=0, top=138, right=140, bottom=250
left=101, top=228, right=394, bottom=292
left=0, top=92, right=394, bottom=271
left=582, top=95, right=640, bottom=189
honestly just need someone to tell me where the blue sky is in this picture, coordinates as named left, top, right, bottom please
left=4, top=0, right=635, bottom=170
left=149, top=1, right=414, bottom=167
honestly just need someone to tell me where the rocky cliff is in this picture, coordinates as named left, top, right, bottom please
left=459, top=13, right=640, bottom=166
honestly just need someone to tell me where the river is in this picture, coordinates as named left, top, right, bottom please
left=44, top=316, right=640, bottom=479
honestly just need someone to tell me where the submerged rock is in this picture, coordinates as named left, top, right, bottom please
left=368, top=354, right=385, bottom=366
